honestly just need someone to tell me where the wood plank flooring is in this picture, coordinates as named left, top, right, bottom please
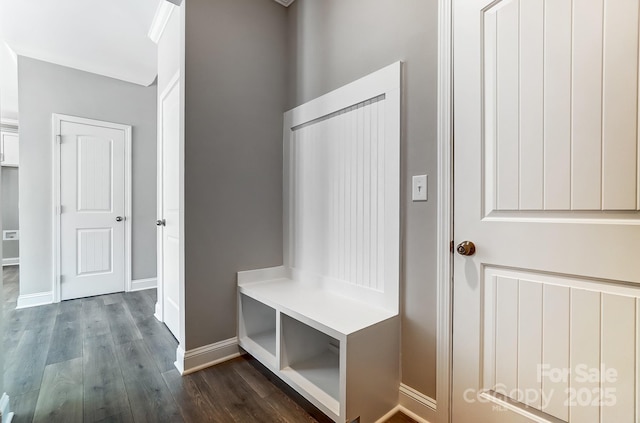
left=3, top=267, right=416, bottom=423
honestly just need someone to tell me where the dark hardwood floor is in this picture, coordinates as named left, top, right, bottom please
left=3, top=266, right=416, bottom=423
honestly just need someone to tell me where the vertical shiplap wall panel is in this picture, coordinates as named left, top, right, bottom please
left=495, top=277, right=519, bottom=396
left=291, top=98, right=388, bottom=291
left=363, top=102, right=371, bottom=287
left=338, top=111, right=346, bottom=281
left=356, top=104, right=364, bottom=286
left=370, top=100, right=379, bottom=291
left=517, top=280, right=542, bottom=409
left=518, top=0, right=544, bottom=210
left=543, top=0, right=572, bottom=210
left=602, top=294, right=636, bottom=423
left=376, top=101, right=386, bottom=292
left=350, top=106, right=358, bottom=284
left=602, top=0, right=639, bottom=210
left=571, top=0, right=604, bottom=210
left=496, top=1, right=520, bottom=210
left=570, top=289, right=601, bottom=423
left=542, top=284, right=570, bottom=421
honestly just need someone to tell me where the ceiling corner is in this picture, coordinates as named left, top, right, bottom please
left=273, top=0, right=296, bottom=7
left=148, top=1, right=175, bottom=44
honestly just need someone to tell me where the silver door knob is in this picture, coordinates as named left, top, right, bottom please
left=156, top=219, right=166, bottom=226
left=116, top=216, right=124, bottom=222
left=456, top=241, right=476, bottom=256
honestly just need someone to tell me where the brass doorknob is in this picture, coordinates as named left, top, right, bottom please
left=456, top=241, right=476, bottom=256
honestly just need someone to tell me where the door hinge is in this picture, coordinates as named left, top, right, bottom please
left=57, top=205, right=64, bottom=215
left=60, top=275, right=64, bottom=284
left=450, top=240, right=454, bottom=253
left=56, top=134, right=62, bottom=144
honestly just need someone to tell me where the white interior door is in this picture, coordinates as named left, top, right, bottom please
left=453, top=0, right=640, bottom=422
left=59, top=118, right=127, bottom=301
left=158, top=77, right=180, bottom=339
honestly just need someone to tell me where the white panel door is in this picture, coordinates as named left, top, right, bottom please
left=60, top=120, right=126, bottom=300
left=159, top=78, right=180, bottom=340
left=453, top=0, right=640, bottom=422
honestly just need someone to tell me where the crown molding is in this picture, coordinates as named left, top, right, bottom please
left=273, top=0, right=296, bottom=7
left=148, top=1, right=176, bottom=44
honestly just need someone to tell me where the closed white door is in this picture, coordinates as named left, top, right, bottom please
left=453, top=0, right=640, bottom=422
left=158, top=78, right=181, bottom=339
left=59, top=119, right=126, bottom=300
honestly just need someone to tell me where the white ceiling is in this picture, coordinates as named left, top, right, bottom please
left=0, top=0, right=162, bottom=120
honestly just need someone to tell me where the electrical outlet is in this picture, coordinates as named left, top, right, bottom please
left=412, top=175, right=428, bottom=201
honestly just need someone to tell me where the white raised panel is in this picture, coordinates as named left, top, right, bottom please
left=483, top=0, right=640, bottom=215
left=77, top=136, right=113, bottom=212
left=602, top=0, right=639, bottom=210
left=484, top=267, right=640, bottom=422
left=77, top=228, right=112, bottom=275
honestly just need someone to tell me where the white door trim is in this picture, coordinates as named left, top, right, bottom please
left=52, top=113, right=132, bottom=303
left=436, top=0, right=453, bottom=422
left=155, top=70, right=180, bottom=323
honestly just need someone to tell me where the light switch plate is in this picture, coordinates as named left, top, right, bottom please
left=412, top=175, right=428, bottom=201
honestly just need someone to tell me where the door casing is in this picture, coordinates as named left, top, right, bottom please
left=52, top=113, right=132, bottom=303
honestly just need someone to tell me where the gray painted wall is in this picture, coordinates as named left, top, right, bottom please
left=2, top=167, right=19, bottom=259
left=183, top=0, right=287, bottom=349
left=286, top=0, right=438, bottom=397
left=18, top=56, right=157, bottom=296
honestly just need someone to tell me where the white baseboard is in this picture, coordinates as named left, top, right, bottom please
left=130, top=277, right=157, bottom=292
left=398, top=384, right=437, bottom=423
left=16, top=291, right=53, bottom=309
left=175, top=337, right=241, bottom=375
left=1, top=393, right=14, bottom=423
left=2, top=258, right=19, bottom=267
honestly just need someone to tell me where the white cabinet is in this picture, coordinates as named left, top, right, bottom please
left=1, top=131, right=19, bottom=167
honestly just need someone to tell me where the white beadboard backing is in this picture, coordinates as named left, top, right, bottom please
left=483, top=0, right=640, bottom=213
left=482, top=266, right=640, bottom=422
left=284, top=62, right=401, bottom=312
left=291, top=97, right=386, bottom=291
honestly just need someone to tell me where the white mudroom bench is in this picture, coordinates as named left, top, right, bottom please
left=238, top=62, right=403, bottom=423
